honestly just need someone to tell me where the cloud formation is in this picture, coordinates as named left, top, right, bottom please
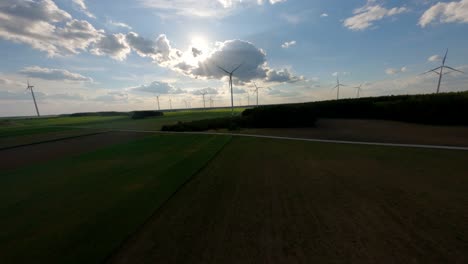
left=91, top=33, right=131, bottom=61
left=281, top=40, right=296, bottom=48
left=428, top=54, right=441, bottom=62
left=139, top=0, right=287, bottom=18
left=344, top=0, right=408, bottom=30
left=385, top=66, right=407, bottom=75
left=72, top=0, right=95, bottom=18
left=132, top=81, right=185, bottom=94
left=0, top=0, right=103, bottom=56
left=20, top=66, right=93, bottom=82
left=419, top=0, right=468, bottom=27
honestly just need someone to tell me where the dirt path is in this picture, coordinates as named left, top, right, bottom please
left=0, top=131, right=148, bottom=171
left=108, top=137, right=468, bottom=264
left=242, top=118, right=468, bottom=147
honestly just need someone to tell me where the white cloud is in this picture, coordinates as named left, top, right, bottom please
left=320, top=13, right=328, bottom=17
left=132, top=81, right=186, bottom=94
left=0, top=0, right=103, bottom=56
left=419, top=0, right=468, bottom=27
left=19, top=66, right=93, bottom=82
left=428, top=54, right=441, bottom=62
left=281, top=40, right=296, bottom=48
left=385, top=66, right=407, bottom=75
left=185, top=39, right=303, bottom=84
left=192, top=87, right=218, bottom=95
left=106, top=19, right=132, bottom=30
left=72, top=0, right=95, bottom=19
left=344, top=1, right=408, bottom=31
left=139, top=0, right=287, bottom=18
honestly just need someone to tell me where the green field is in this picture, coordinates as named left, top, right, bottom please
left=0, top=109, right=242, bottom=148
left=1, top=110, right=467, bottom=263
left=0, top=134, right=231, bottom=264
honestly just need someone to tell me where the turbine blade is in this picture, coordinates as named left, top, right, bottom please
left=231, top=63, right=243, bottom=74
left=216, top=65, right=230, bottom=74
left=442, top=48, right=448, bottom=65
left=421, top=67, right=442, bottom=75
left=444, top=66, right=464, bottom=74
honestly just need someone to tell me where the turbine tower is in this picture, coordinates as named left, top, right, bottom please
left=252, top=82, right=264, bottom=107
left=169, top=97, right=172, bottom=110
left=200, top=90, right=208, bottom=109
left=217, top=64, right=242, bottom=115
left=209, top=97, right=214, bottom=108
left=354, top=84, right=363, bottom=98
left=332, top=75, right=347, bottom=100
left=422, top=49, right=464, bottom=93
left=26, top=80, right=40, bottom=117
left=156, top=95, right=160, bottom=110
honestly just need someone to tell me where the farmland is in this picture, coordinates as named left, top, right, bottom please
left=1, top=108, right=468, bottom=263
left=0, top=133, right=231, bottom=264
left=109, top=137, right=468, bottom=263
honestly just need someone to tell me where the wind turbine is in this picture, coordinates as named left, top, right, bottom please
left=26, top=80, right=40, bottom=117
left=156, top=95, right=161, bottom=110
left=354, top=84, right=363, bottom=98
left=169, top=97, right=172, bottom=110
left=422, top=49, right=464, bottom=93
left=209, top=97, right=214, bottom=108
left=332, top=75, right=347, bottom=100
left=252, top=82, right=264, bottom=107
left=217, top=63, right=242, bottom=115
left=200, top=90, right=208, bottom=109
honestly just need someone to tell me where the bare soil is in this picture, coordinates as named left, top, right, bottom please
left=108, top=137, right=468, bottom=264
left=0, top=131, right=148, bottom=171
left=242, top=118, right=468, bottom=147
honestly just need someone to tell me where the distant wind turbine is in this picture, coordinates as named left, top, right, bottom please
left=200, top=90, right=208, bottom=109
left=217, top=63, right=242, bottom=115
left=422, top=49, right=464, bottom=94
left=252, top=82, right=264, bottom=107
left=169, top=97, right=172, bottom=110
left=209, top=97, right=214, bottom=108
left=354, top=84, right=363, bottom=98
left=26, top=80, right=40, bottom=117
left=332, top=75, right=347, bottom=100
left=156, top=95, right=160, bottom=110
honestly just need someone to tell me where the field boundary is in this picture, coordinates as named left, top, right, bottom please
left=104, top=129, right=468, bottom=151
left=0, top=131, right=109, bottom=151
left=45, top=126, right=468, bottom=151
left=103, top=135, right=234, bottom=263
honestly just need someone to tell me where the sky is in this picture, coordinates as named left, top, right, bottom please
left=1, top=0, right=468, bottom=116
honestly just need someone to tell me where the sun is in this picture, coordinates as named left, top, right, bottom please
left=191, top=36, right=209, bottom=53
left=182, top=36, right=210, bottom=66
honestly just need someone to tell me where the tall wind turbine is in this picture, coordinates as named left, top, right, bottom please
left=169, top=97, right=172, bottom=110
left=332, top=75, right=347, bottom=100
left=156, top=95, right=160, bottom=110
left=217, top=64, right=242, bottom=115
left=354, top=84, right=363, bottom=98
left=252, top=82, right=264, bottom=107
left=422, top=49, right=464, bottom=93
left=26, top=80, right=40, bottom=117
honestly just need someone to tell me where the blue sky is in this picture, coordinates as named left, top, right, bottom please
left=1, top=0, right=468, bottom=116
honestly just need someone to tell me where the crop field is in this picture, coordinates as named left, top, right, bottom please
left=0, top=133, right=231, bottom=264
left=109, top=137, right=468, bottom=264
left=0, top=109, right=242, bottom=149
left=1, top=109, right=467, bottom=263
